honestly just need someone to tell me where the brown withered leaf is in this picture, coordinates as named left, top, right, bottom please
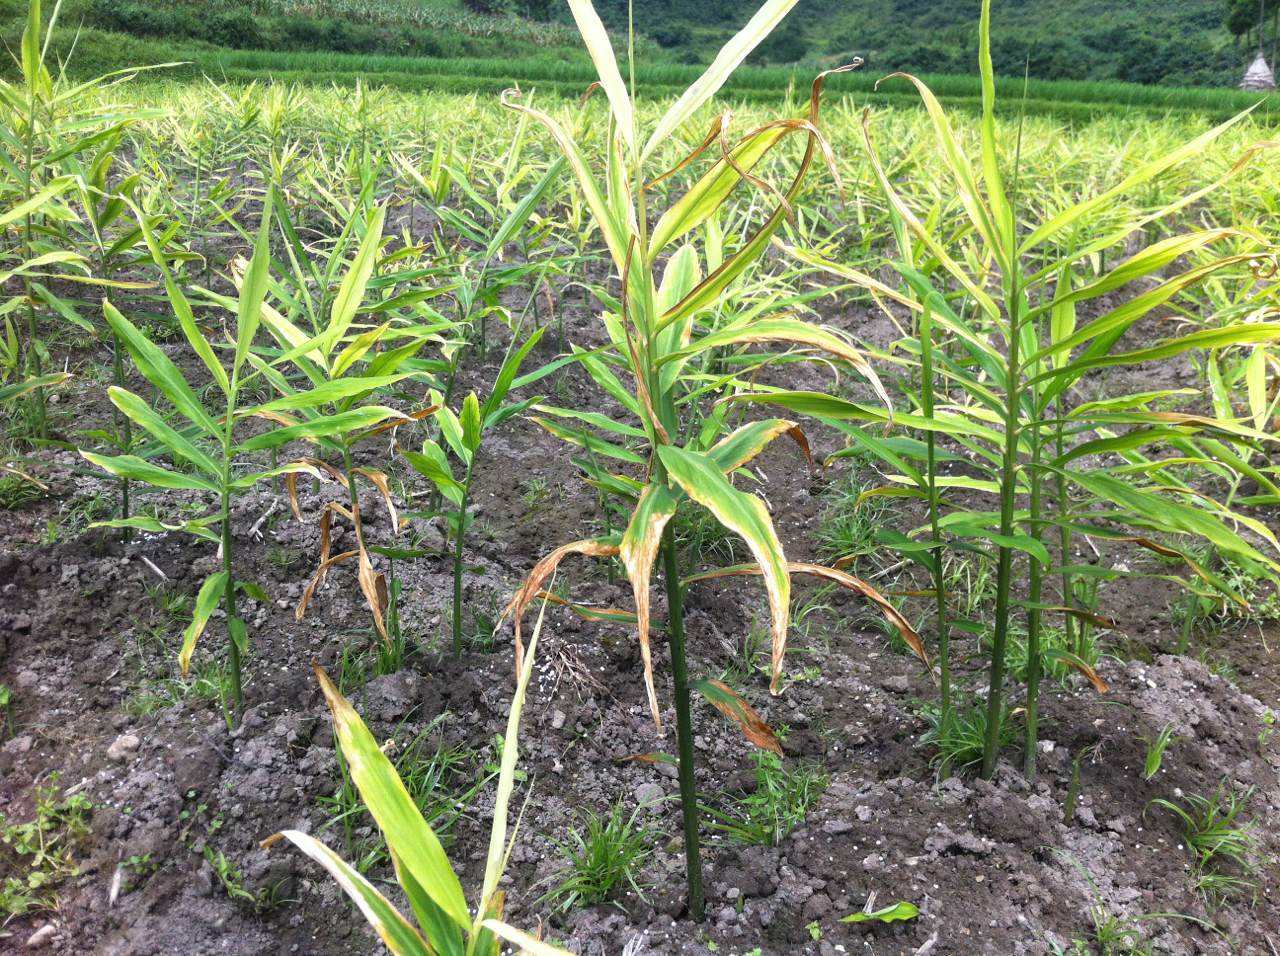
left=618, top=752, right=677, bottom=765
left=284, top=472, right=304, bottom=520
left=357, top=545, right=389, bottom=645
left=316, top=502, right=356, bottom=590
left=503, top=538, right=620, bottom=673
left=785, top=424, right=817, bottom=473
left=687, top=561, right=931, bottom=674
left=296, top=549, right=359, bottom=622
left=281, top=458, right=344, bottom=520
left=1045, top=650, right=1110, bottom=693
left=353, top=467, right=398, bottom=533
left=693, top=679, right=782, bottom=755
left=1040, top=605, right=1117, bottom=629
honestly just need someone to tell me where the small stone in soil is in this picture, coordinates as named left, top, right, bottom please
left=107, top=733, right=140, bottom=762
left=634, top=782, right=664, bottom=807
left=25, top=925, right=56, bottom=948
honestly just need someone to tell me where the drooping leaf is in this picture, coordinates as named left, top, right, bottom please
left=641, top=0, right=800, bottom=162
left=619, top=483, right=678, bottom=727
left=314, top=665, right=471, bottom=930
left=80, top=451, right=218, bottom=493
left=102, top=302, right=219, bottom=436
left=178, top=572, right=228, bottom=675
left=692, top=678, right=782, bottom=754
left=503, top=538, right=621, bottom=670
left=265, top=831, right=432, bottom=956
left=658, top=445, right=790, bottom=692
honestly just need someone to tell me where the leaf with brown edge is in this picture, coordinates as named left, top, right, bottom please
left=658, top=317, right=893, bottom=415
left=707, top=418, right=796, bottom=473
left=658, top=445, right=791, bottom=694
left=620, top=483, right=678, bottom=729
left=503, top=538, right=620, bottom=672
left=1043, top=649, right=1109, bottom=693
left=693, top=679, right=782, bottom=755
left=296, top=549, right=359, bottom=622
left=686, top=561, right=931, bottom=673
left=353, top=467, right=398, bottom=533
left=1126, top=535, right=1247, bottom=607
left=358, top=545, right=390, bottom=645
left=251, top=409, right=302, bottom=430
left=618, top=752, right=677, bottom=765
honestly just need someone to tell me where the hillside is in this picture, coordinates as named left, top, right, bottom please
left=0, top=0, right=1268, bottom=93
left=598, top=0, right=1246, bottom=86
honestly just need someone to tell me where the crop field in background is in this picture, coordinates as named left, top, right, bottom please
left=1, top=0, right=1279, bottom=953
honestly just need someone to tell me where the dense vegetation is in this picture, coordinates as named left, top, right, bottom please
left=596, top=0, right=1246, bottom=86
left=2, top=0, right=1275, bottom=91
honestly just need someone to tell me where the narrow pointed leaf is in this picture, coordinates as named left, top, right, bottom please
left=314, top=665, right=471, bottom=930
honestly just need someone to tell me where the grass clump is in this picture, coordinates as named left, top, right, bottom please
left=702, top=751, right=827, bottom=847
left=1148, top=783, right=1260, bottom=903
left=815, top=476, right=890, bottom=574
left=541, top=802, right=655, bottom=912
left=919, top=699, right=1018, bottom=778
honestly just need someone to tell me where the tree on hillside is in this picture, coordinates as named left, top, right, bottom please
left=1226, top=0, right=1280, bottom=62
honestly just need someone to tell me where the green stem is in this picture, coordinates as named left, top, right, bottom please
left=1176, top=598, right=1197, bottom=655
left=982, top=424, right=1019, bottom=775
left=452, top=462, right=474, bottom=656
left=981, top=307, right=1022, bottom=781
left=387, top=555, right=398, bottom=646
left=220, top=479, right=242, bottom=716
left=1024, top=426, right=1043, bottom=780
left=111, top=330, right=132, bottom=538
left=660, top=523, right=704, bottom=921
left=920, top=304, right=951, bottom=734
left=1054, top=399, right=1077, bottom=655
left=21, top=87, right=46, bottom=441
left=982, top=92, right=1029, bottom=781
left=218, top=354, right=244, bottom=718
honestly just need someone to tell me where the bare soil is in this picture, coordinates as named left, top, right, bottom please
left=1, top=283, right=1278, bottom=955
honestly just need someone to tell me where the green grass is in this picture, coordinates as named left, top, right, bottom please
left=701, top=751, right=827, bottom=847
left=1147, top=784, right=1261, bottom=903
left=919, top=698, right=1018, bottom=777
left=540, top=802, right=655, bottom=912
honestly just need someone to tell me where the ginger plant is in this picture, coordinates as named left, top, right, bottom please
left=81, top=200, right=413, bottom=719
left=500, top=0, right=916, bottom=919
left=747, top=0, right=1280, bottom=780
left=267, top=602, right=570, bottom=956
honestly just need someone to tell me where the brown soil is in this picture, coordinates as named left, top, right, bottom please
left=1, top=281, right=1278, bottom=955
